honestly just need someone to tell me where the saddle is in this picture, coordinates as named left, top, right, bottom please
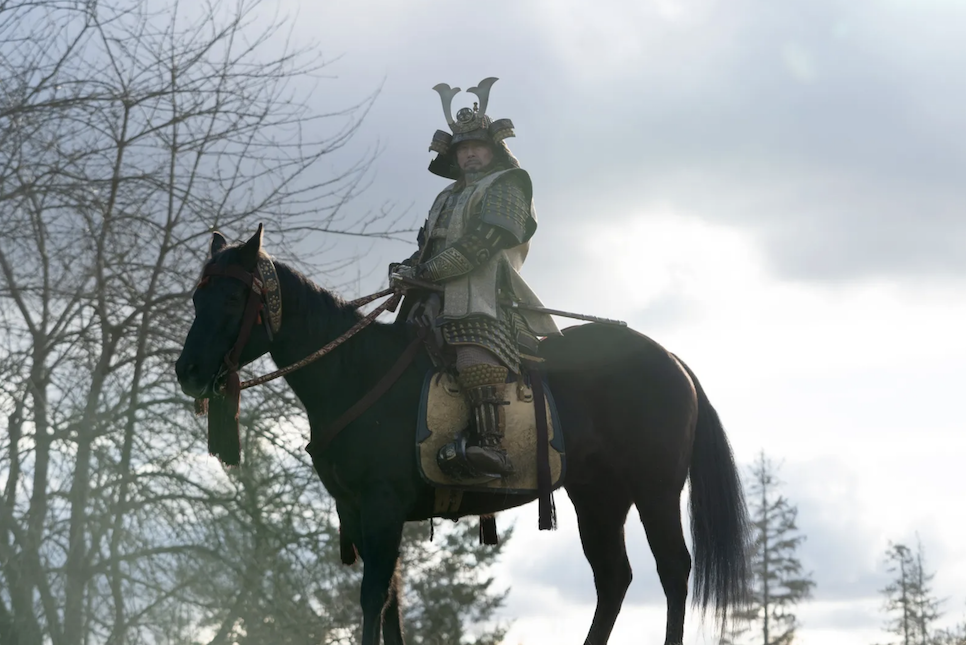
left=415, top=368, right=566, bottom=515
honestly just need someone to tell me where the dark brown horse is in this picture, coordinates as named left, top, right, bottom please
left=174, top=228, right=749, bottom=645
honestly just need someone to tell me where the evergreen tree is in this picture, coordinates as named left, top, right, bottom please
left=724, top=452, right=815, bottom=645
left=934, top=625, right=966, bottom=645
left=940, top=604, right=966, bottom=645
left=878, top=539, right=946, bottom=645
left=400, top=519, right=511, bottom=645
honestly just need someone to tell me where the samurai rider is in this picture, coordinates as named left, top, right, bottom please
left=390, top=77, right=560, bottom=481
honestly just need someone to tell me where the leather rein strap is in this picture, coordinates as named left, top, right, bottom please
left=239, top=290, right=400, bottom=390
left=306, top=326, right=428, bottom=455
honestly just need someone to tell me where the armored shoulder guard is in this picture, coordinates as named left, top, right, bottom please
left=479, top=169, right=536, bottom=245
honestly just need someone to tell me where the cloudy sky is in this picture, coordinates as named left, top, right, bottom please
left=262, top=0, right=966, bottom=642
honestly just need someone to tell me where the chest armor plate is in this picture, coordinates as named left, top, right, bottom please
left=416, top=169, right=560, bottom=337
left=426, top=187, right=471, bottom=256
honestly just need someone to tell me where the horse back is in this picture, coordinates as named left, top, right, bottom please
left=539, top=323, right=698, bottom=486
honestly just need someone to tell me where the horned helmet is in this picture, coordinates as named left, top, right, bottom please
left=427, top=77, right=521, bottom=180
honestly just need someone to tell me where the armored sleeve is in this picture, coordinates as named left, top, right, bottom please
left=415, top=172, right=536, bottom=283
left=415, top=221, right=515, bottom=282
left=478, top=171, right=536, bottom=245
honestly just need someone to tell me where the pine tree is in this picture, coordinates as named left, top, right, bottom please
left=400, top=519, right=511, bottom=645
left=878, top=539, right=945, bottom=645
left=934, top=624, right=966, bottom=645
left=725, top=452, right=815, bottom=645
left=940, top=604, right=966, bottom=645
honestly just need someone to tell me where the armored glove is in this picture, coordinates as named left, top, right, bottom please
left=388, top=260, right=411, bottom=278
left=389, top=263, right=417, bottom=291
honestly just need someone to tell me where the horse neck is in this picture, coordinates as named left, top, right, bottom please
left=268, top=262, right=404, bottom=422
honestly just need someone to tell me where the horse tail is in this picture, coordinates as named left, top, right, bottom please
left=673, top=354, right=750, bottom=627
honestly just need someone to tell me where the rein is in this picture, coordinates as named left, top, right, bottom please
left=196, top=260, right=408, bottom=466
left=241, top=290, right=399, bottom=390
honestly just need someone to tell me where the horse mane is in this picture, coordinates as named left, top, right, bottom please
left=211, top=242, right=410, bottom=365
left=273, top=260, right=361, bottom=326
left=211, top=241, right=358, bottom=322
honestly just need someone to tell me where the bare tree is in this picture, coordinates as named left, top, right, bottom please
left=0, top=2, right=511, bottom=643
left=0, top=0, right=412, bottom=644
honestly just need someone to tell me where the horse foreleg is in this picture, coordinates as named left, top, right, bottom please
left=381, top=566, right=405, bottom=645
left=358, top=491, right=406, bottom=645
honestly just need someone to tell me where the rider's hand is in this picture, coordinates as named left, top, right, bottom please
left=388, top=261, right=408, bottom=278
left=389, top=263, right=416, bottom=291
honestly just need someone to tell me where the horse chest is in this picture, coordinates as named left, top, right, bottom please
left=312, top=459, right=357, bottom=500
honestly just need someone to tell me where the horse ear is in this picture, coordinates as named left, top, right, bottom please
left=210, top=231, right=227, bottom=256
left=238, top=223, right=263, bottom=270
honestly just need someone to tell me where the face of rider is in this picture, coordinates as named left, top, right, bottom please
left=455, top=140, right=494, bottom=173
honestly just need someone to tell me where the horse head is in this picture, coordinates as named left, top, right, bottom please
left=175, top=225, right=273, bottom=399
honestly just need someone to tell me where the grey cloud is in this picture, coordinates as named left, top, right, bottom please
left=267, top=0, right=966, bottom=291
left=526, top=0, right=966, bottom=283
left=281, top=0, right=966, bottom=286
left=523, top=10, right=953, bottom=282
left=761, top=456, right=962, bottom=611
left=310, top=0, right=966, bottom=286
left=780, top=461, right=888, bottom=603
left=628, top=292, right=700, bottom=333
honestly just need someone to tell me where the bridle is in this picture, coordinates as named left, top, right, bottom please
left=193, top=259, right=276, bottom=466
left=193, top=255, right=418, bottom=465
left=198, top=262, right=269, bottom=398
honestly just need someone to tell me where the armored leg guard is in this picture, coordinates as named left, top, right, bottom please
left=436, top=364, right=514, bottom=479
left=463, top=366, right=514, bottom=477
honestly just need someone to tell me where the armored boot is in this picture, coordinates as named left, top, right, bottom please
left=437, top=364, right=514, bottom=479
left=463, top=366, right=514, bottom=477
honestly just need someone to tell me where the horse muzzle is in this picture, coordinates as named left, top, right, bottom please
left=175, top=355, right=225, bottom=399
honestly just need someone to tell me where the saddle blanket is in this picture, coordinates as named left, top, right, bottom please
left=415, top=370, right=566, bottom=502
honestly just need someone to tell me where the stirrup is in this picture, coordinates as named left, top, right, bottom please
left=437, top=434, right=507, bottom=481
left=466, top=444, right=514, bottom=477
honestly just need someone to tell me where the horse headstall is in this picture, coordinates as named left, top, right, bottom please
left=255, top=254, right=282, bottom=339
left=196, top=251, right=282, bottom=340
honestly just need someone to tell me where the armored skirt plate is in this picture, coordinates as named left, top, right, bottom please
left=415, top=370, right=566, bottom=496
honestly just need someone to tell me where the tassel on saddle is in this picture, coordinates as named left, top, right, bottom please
left=479, top=515, right=499, bottom=545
